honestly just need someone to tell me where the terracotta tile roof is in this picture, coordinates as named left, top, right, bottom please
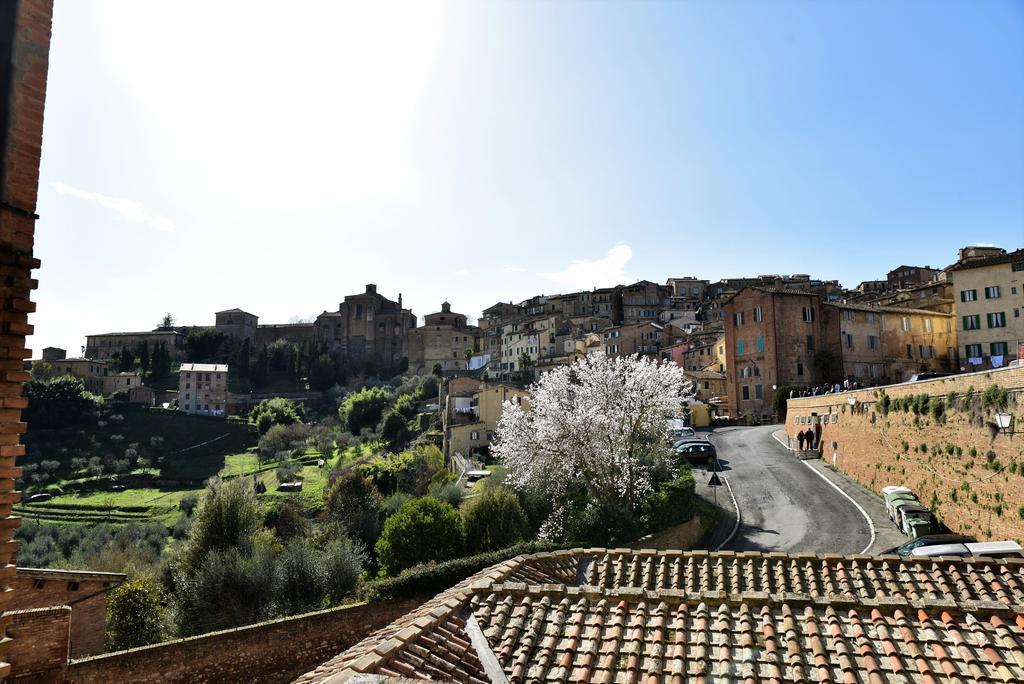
left=296, top=549, right=1024, bottom=683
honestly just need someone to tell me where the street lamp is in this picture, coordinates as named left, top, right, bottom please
left=995, top=412, right=1014, bottom=435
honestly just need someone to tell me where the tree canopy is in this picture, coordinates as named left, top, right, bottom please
left=493, top=353, right=690, bottom=538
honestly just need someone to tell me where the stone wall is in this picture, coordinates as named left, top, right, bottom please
left=786, top=366, right=1024, bottom=541
left=7, top=606, right=69, bottom=682
left=65, top=598, right=420, bottom=684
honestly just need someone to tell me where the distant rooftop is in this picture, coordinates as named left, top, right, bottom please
left=178, top=363, right=228, bottom=373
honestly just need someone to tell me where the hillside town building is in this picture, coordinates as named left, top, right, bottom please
left=315, top=284, right=416, bottom=368
left=948, top=247, right=1024, bottom=368
left=724, top=287, right=955, bottom=421
left=85, top=329, right=185, bottom=361
left=441, top=377, right=529, bottom=459
left=407, top=301, right=478, bottom=374
left=178, top=363, right=228, bottom=415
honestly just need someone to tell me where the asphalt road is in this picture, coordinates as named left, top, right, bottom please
left=702, top=425, right=873, bottom=554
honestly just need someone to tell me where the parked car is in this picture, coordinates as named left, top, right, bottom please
left=672, top=436, right=705, bottom=449
left=675, top=441, right=717, bottom=463
left=1008, top=359, right=1023, bottom=369
left=896, top=503, right=933, bottom=537
left=882, top=534, right=977, bottom=557
left=668, top=427, right=696, bottom=441
left=909, top=540, right=1024, bottom=559
left=25, top=492, right=52, bottom=503
left=908, top=372, right=953, bottom=382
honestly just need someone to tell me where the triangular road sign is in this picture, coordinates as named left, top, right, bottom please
left=708, top=472, right=723, bottom=487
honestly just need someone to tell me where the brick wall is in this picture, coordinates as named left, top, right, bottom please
left=786, top=366, right=1024, bottom=541
left=66, top=598, right=420, bottom=684
left=0, top=0, right=53, bottom=678
left=7, top=572, right=121, bottom=657
left=7, top=606, right=69, bottom=682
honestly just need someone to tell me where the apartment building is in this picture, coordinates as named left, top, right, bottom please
left=178, top=363, right=229, bottom=415
left=724, top=287, right=953, bottom=421
left=602, top=321, right=666, bottom=357
left=48, top=357, right=145, bottom=399
left=215, top=308, right=259, bottom=341
left=621, top=281, right=672, bottom=325
left=948, top=248, right=1024, bottom=367
left=441, top=377, right=529, bottom=459
left=887, top=264, right=939, bottom=290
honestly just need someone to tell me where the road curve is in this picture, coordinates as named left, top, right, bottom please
left=705, top=425, right=872, bottom=554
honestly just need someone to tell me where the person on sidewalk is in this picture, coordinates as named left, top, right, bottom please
left=804, top=427, right=815, bottom=450
left=797, top=430, right=806, bottom=450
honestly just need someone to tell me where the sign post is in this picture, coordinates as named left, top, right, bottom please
left=707, top=463, right=723, bottom=505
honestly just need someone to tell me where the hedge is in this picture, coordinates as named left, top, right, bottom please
left=364, top=540, right=566, bottom=602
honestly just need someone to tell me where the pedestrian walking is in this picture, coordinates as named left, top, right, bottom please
left=797, top=430, right=805, bottom=450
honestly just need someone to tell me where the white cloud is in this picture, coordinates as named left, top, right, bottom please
left=454, top=268, right=470, bottom=277
left=54, top=182, right=175, bottom=231
left=501, top=266, right=527, bottom=274
left=540, top=244, right=633, bottom=290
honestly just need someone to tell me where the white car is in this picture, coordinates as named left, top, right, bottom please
left=909, top=540, right=1024, bottom=559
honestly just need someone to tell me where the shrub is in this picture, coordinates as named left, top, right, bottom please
left=275, top=460, right=302, bottom=484
left=340, top=387, right=391, bottom=435
left=381, top=492, right=413, bottom=517
left=273, top=541, right=324, bottom=615
left=259, top=423, right=310, bottom=462
left=324, top=471, right=383, bottom=547
left=364, top=541, right=561, bottom=602
left=375, top=497, right=463, bottom=576
left=641, top=468, right=697, bottom=531
left=878, top=392, right=891, bottom=416
left=179, top=478, right=262, bottom=575
left=179, top=493, right=199, bottom=515
left=462, top=487, right=530, bottom=554
left=982, top=384, right=1008, bottom=410
left=318, top=535, right=365, bottom=604
left=427, top=480, right=464, bottom=509
left=378, top=410, right=412, bottom=449
left=250, top=398, right=304, bottom=436
left=105, top=577, right=166, bottom=651
left=930, top=399, right=945, bottom=423
left=565, top=499, right=641, bottom=546
left=22, top=375, right=103, bottom=429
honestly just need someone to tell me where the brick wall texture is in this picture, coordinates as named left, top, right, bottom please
left=0, top=0, right=53, bottom=678
left=7, top=576, right=113, bottom=657
left=65, top=598, right=420, bottom=684
left=786, top=366, right=1024, bottom=541
left=7, top=606, right=69, bottom=683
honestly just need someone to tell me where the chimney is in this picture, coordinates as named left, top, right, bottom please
left=366, top=284, right=377, bottom=294
left=398, top=293, right=403, bottom=308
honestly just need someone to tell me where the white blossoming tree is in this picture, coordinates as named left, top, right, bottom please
left=492, top=353, right=692, bottom=538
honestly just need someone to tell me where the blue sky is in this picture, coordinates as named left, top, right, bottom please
left=31, top=0, right=1024, bottom=354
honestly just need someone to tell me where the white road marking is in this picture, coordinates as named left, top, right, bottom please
left=769, top=429, right=875, bottom=554
left=715, top=474, right=741, bottom=551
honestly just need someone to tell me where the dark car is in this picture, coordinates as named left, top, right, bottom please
left=675, top=441, right=716, bottom=463
left=882, top=534, right=977, bottom=557
left=908, top=372, right=953, bottom=382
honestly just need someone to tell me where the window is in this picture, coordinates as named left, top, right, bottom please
left=965, top=344, right=982, bottom=357
left=844, top=333, right=853, bottom=349
left=906, top=344, right=913, bottom=359
left=741, top=386, right=750, bottom=401
left=987, top=312, right=1006, bottom=328
left=486, top=432, right=494, bottom=441
left=901, top=317, right=911, bottom=332
left=865, top=312, right=877, bottom=323
left=868, top=335, right=879, bottom=350
left=733, top=311, right=744, bottom=327
left=923, top=318, right=933, bottom=333
left=737, top=340, right=745, bottom=356
left=842, top=309, right=854, bottom=321
left=802, top=306, right=815, bottom=322
left=961, top=290, right=977, bottom=302
left=1013, top=262, right=1024, bottom=272
left=984, top=286, right=1001, bottom=299
left=757, top=336, right=764, bottom=353
left=797, top=362, right=804, bottom=376
left=471, top=431, right=479, bottom=440
left=753, top=306, right=762, bottom=322
left=991, top=341, right=1009, bottom=356
left=754, top=385, right=763, bottom=400
left=962, top=315, right=981, bottom=330
left=806, top=335, right=814, bottom=351
left=67, top=581, right=80, bottom=591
